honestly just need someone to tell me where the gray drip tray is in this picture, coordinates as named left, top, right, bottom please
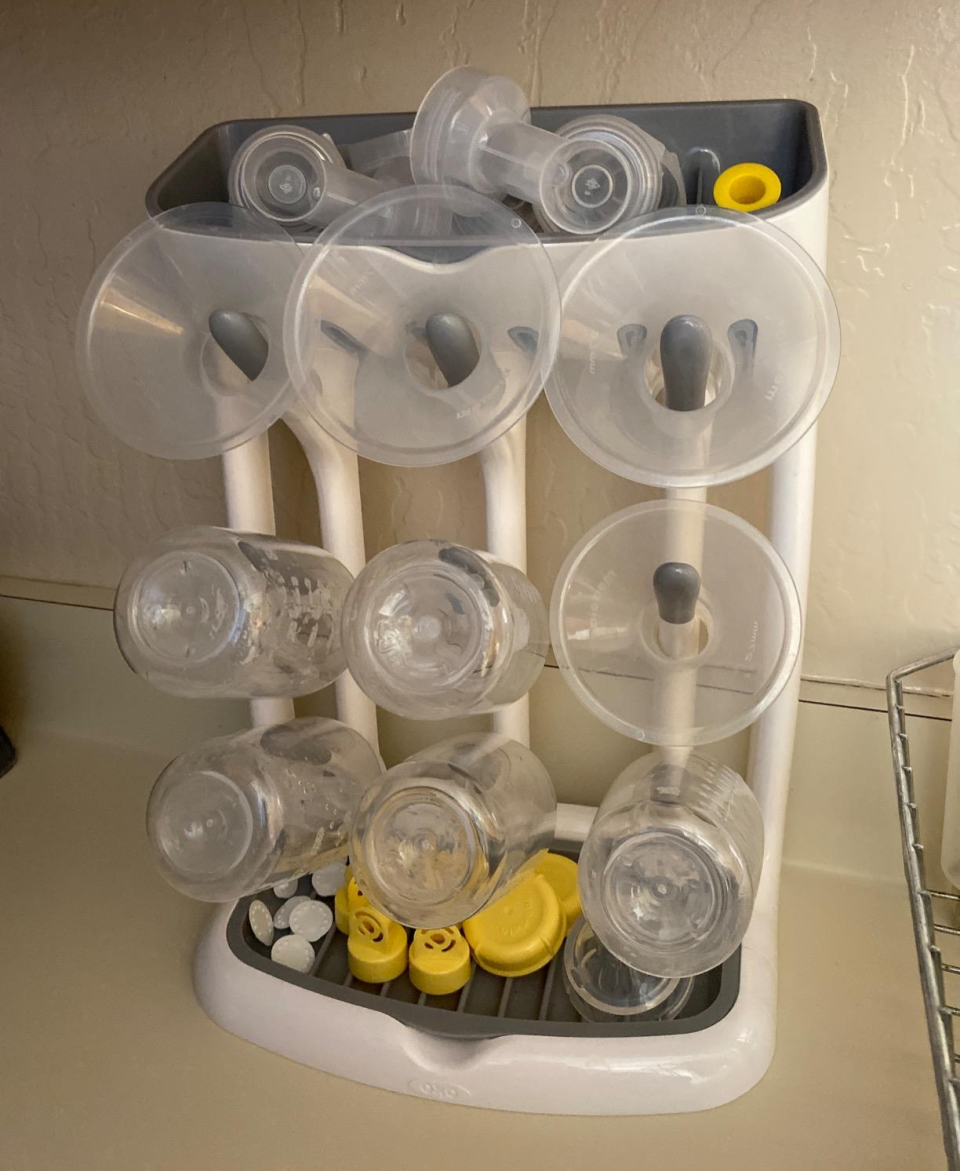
left=226, top=849, right=741, bottom=1041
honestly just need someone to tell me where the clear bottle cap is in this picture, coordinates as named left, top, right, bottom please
left=537, top=114, right=684, bottom=232
left=283, top=185, right=559, bottom=466
left=546, top=207, right=840, bottom=486
left=562, top=917, right=694, bottom=1021
left=76, top=203, right=300, bottom=460
left=228, top=125, right=346, bottom=227
left=550, top=499, right=801, bottom=745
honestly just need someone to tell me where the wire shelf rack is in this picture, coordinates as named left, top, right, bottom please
left=887, top=648, right=960, bottom=1171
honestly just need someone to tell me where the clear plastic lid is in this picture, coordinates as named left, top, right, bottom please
left=537, top=114, right=685, bottom=233
left=546, top=207, right=841, bottom=487
left=228, top=125, right=347, bottom=228
left=562, top=917, right=694, bottom=1021
left=76, top=204, right=301, bottom=460
left=410, top=67, right=646, bottom=237
left=550, top=499, right=801, bottom=745
left=283, top=185, right=559, bottom=466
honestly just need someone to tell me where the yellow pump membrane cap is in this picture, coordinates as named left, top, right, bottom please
left=409, top=926, right=473, bottom=995
left=335, top=877, right=369, bottom=934
left=347, top=906, right=408, bottom=983
left=713, top=162, right=781, bottom=213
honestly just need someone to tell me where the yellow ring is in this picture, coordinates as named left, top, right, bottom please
left=713, top=162, right=781, bottom=213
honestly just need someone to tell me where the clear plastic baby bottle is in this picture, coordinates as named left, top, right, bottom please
left=114, top=526, right=353, bottom=699
left=147, top=717, right=383, bottom=902
left=578, top=751, right=764, bottom=978
left=350, top=733, right=557, bottom=928
left=342, top=540, right=548, bottom=718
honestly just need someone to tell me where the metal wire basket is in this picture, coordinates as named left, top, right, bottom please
left=887, top=649, right=960, bottom=1170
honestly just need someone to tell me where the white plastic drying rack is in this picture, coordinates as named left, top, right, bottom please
left=152, top=99, right=831, bottom=1114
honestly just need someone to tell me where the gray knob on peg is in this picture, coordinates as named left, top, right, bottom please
left=424, top=312, right=480, bottom=387
left=653, top=561, right=701, bottom=625
left=660, top=315, right=712, bottom=411
left=208, top=310, right=269, bottom=382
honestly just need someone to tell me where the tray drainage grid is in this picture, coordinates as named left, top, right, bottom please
left=226, top=861, right=740, bottom=1041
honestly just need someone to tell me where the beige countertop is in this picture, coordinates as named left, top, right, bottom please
left=0, top=728, right=945, bottom=1171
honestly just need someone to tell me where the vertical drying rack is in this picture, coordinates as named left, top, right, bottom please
left=146, top=98, right=830, bottom=1114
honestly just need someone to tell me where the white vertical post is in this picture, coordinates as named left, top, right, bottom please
left=221, top=433, right=296, bottom=729
left=283, top=405, right=380, bottom=751
left=480, top=419, right=531, bottom=748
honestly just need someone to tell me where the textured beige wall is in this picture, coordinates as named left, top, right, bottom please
left=1, top=0, right=958, bottom=692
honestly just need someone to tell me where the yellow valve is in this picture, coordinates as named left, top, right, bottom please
left=347, top=907, right=408, bottom=983
left=409, top=926, right=472, bottom=996
left=713, top=162, right=781, bottom=213
left=335, top=877, right=369, bottom=934
left=464, top=872, right=564, bottom=977
left=535, top=852, right=581, bottom=935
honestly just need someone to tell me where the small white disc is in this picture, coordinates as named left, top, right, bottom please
left=248, top=899, right=275, bottom=947
left=289, top=899, right=334, bottom=942
left=272, top=878, right=299, bottom=899
left=311, top=862, right=347, bottom=897
left=270, top=933, right=315, bottom=974
left=274, top=894, right=311, bottom=929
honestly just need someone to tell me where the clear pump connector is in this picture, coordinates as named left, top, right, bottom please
left=410, top=67, right=654, bottom=236
left=341, top=539, right=549, bottom=719
left=577, top=752, right=764, bottom=978
left=229, top=126, right=384, bottom=229
left=550, top=499, right=801, bottom=745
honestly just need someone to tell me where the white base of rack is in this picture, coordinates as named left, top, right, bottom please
left=194, top=801, right=775, bottom=1116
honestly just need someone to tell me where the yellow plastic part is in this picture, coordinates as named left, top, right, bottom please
left=463, top=872, right=565, bottom=977
left=409, top=926, right=473, bottom=996
left=535, top=853, right=581, bottom=935
left=347, top=907, right=408, bottom=983
left=713, top=162, right=782, bottom=213
left=334, top=877, right=369, bottom=934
